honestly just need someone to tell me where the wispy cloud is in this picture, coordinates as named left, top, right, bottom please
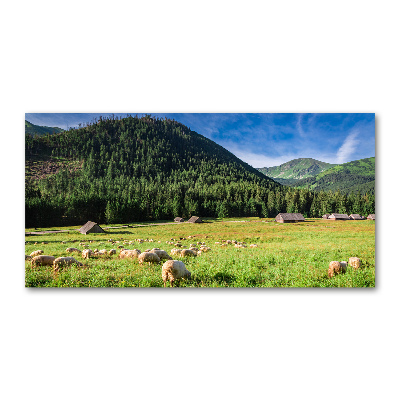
left=336, top=129, right=360, bottom=163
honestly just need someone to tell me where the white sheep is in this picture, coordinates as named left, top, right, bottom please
left=180, top=249, right=197, bottom=257
left=138, top=252, right=160, bottom=264
left=119, top=249, right=141, bottom=259
left=108, top=249, right=117, bottom=255
left=170, top=248, right=182, bottom=256
left=25, top=255, right=32, bottom=261
left=31, top=255, right=56, bottom=268
left=162, top=260, right=191, bottom=287
left=150, top=248, right=171, bottom=260
left=349, top=257, right=361, bottom=269
left=328, top=261, right=347, bottom=278
left=82, top=249, right=92, bottom=259
left=66, top=247, right=80, bottom=254
left=53, top=257, right=83, bottom=272
left=30, top=250, right=44, bottom=257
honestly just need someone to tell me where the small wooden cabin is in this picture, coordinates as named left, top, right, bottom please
left=322, top=214, right=330, bottom=219
left=187, top=216, right=203, bottom=223
left=79, top=221, right=105, bottom=234
left=275, top=213, right=305, bottom=223
left=174, top=217, right=184, bottom=223
left=350, top=214, right=363, bottom=220
left=367, top=214, right=375, bottom=220
left=328, top=213, right=350, bottom=220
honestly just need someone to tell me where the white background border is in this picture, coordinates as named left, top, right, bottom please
left=1, top=1, right=396, bottom=399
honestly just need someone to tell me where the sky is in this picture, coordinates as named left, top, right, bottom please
left=25, top=113, right=375, bottom=168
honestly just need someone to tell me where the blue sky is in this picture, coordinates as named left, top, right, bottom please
left=25, top=113, right=375, bottom=167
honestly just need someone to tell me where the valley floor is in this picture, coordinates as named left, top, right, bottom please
left=25, top=218, right=375, bottom=288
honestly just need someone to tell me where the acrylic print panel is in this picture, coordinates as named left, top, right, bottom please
left=25, top=113, right=375, bottom=287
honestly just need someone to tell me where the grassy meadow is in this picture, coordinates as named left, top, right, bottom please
left=25, top=218, right=375, bottom=288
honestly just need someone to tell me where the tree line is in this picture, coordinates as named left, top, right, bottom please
left=25, top=115, right=375, bottom=227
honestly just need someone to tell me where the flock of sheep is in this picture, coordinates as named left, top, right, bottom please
left=25, top=235, right=363, bottom=285
left=25, top=235, right=261, bottom=287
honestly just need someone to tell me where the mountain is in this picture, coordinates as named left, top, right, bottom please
left=25, top=120, right=64, bottom=136
left=25, top=115, right=281, bottom=227
left=260, top=157, right=375, bottom=194
left=258, top=158, right=336, bottom=182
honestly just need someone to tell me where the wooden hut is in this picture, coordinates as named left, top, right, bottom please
left=174, top=217, right=184, bottom=223
left=367, top=214, right=375, bottom=220
left=350, top=214, right=363, bottom=220
left=275, top=213, right=305, bottom=223
left=328, top=213, right=350, bottom=220
left=79, top=221, right=105, bottom=234
left=187, top=216, right=203, bottom=223
left=322, top=214, right=330, bottom=219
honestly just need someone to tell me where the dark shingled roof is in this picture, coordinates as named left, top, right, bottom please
left=350, top=214, right=363, bottom=220
left=187, top=216, right=203, bottom=223
left=275, top=213, right=305, bottom=221
left=328, top=213, right=350, bottom=220
left=79, top=221, right=105, bottom=234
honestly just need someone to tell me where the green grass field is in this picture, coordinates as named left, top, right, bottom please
left=25, top=218, right=375, bottom=287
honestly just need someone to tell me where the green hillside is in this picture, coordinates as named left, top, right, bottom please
left=25, top=120, right=64, bottom=136
left=25, top=115, right=375, bottom=227
left=258, top=158, right=336, bottom=180
left=275, top=157, right=375, bottom=194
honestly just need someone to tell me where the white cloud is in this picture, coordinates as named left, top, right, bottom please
left=336, top=129, right=360, bottom=163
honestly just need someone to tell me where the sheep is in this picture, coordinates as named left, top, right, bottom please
left=30, top=250, right=44, bottom=257
left=189, top=247, right=199, bottom=252
left=180, top=249, right=197, bottom=257
left=328, top=261, right=347, bottom=278
left=53, top=257, right=83, bottom=272
left=66, top=247, right=80, bottom=254
left=108, top=249, right=116, bottom=255
left=174, top=243, right=182, bottom=247
left=117, top=245, right=124, bottom=249
left=97, top=249, right=108, bottom=255
left=170, top=248, right=182, bottom=256
left=82, top=249, right=92, bottom=259
left=31, top=255, right=56, bottom=268
left=199, top=246, right=211, bottom=252
left=119, top=249, right=141, bottom=259
left=150, top=248, right=171, bottom=260
left=349, top=257, right=361, bottom=269
left=162, top=260, right=191, bottom=287
left=138, top=252, right=160, bottom=264
left=25, top=255, right=32, bottom=261
left=249, top=244, right=258, bottom=248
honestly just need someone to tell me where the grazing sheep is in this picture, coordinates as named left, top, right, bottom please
left=30, top=250, right=44, bottom=257
left=97, top=249, right=108, bottom=255
left=82, top=249, right=92, bottom=259
left=189, top=247, right=199, bottom=252
left=138, top=252, right=160, bottom=264
left=349, top=257, right=361, bottom=269
left=150, top=249, right=171, bottom=260
left=249, top=244, right=258, bottom=248
left=119, top=249, right=141, bottom=259
left=328, top=261, right=347, bottom=278
left=199, top=246, right=211, bottom=252
left=53, top=257, right=83, bottom=272
left=66, top=247, right=80, bottom=254
left=162, top=260, right=191, bottom=287
left=31, top=255, right=56, bottom=268
left=25, top=255, right=32, bottom=261
left=180, top=249, right=197, bottom=257
left=108, top=249, right=116, bottom=255
left=174, top=243, right=182, bottom=247
left=170, top=248, right=182, bottom=256
left=117, top=245, right=124, bottom=248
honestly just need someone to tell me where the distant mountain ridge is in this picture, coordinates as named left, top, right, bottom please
left=25, top=120, right=64, bottom=136
left=258, top=157, right=375, bottom=194
left=258, top=158, right=336, bottom=180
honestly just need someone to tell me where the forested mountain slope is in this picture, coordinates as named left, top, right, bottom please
left=259, top=157, right=375, bottom=194
left=25, top=115, right=375, bottom=227
left=25, top=120, right=64, bottom=136
left=258, top=158, right=336, bottom=180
